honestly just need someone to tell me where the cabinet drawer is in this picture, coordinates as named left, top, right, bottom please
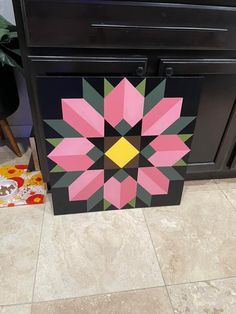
left=23, top=0, right=236, bottom=50
left=30, top=57, right=147, bottom=76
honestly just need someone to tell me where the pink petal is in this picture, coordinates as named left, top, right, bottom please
left=69, top=170, right=104, bottom=201
left=149, top=135, right=190, bottom=166
left=142, top=98, right=182, bottom=136
left=138, top=167, right=169, bottom=195
left=62, top=99, right=104, bottom=137
left=104, top=176, right=137, bottom=209
left=104, top=78, right=144, bottom=128
left=48, top=138, right=94, bottom=171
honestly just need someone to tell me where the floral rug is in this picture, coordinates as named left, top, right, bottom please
left=0, top=165, right=46, bottom=207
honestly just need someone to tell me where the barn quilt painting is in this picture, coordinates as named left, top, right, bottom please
left=38, top=77, right=201, bottom=214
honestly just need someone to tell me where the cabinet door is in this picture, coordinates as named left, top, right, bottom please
left=159, top=59, right=236, bottom=178
left=36, top=76, right=201, bottom=214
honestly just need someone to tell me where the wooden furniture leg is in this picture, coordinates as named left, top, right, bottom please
left=0, top=119, right=22, bottom=157
left=0, top=124, right=5, bottom=143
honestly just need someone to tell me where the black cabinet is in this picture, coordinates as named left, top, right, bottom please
left=159, top=59, right=236, bottom=178
left=13, top=0, right=236, bottom=181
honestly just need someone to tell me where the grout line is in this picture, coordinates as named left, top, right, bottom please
left=31, top=285, right=165, bottom=305
left=141, top=209, right=175, bottom=314
left=213, top=179, right=236, bottom=192
left=2, top=274, right=236, bottom=307
left=165, top=275, right=236, bottom=287
left=3, top=275, right=235, bottom=307
left=219, top=189, right=236, bottom=212
left=0, top=303, right=31, bottom=308
left=30, top=200, right=47, bottom=310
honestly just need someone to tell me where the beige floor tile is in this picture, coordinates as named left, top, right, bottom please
left=33, top=197, right=164, bottom=302
left=0, top=304, right=31, bottom=314
left=168, top=277, right=236, bottom=314
left=184, top=179, right=218, bottom=192
left=143, top=190, right=236, bottom=285
left=223, top=189, right=236, bottom=210
left=215, top=178, right=236, bottom=190
left=32, top=287, right=172, bottom=314
left=0, top=139, right=31, bottom=166
left=0, top=204, right=45, bottom=305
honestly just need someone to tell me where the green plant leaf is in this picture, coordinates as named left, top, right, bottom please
left=0, top=16, right=21, bottom=69
left=0, top=29, right=9, bottom=41
left=0, top=15, right=11, bottom=29
left=11, top=48, right=21, bottom=56
left=0, top=50, right=21, bottom=69
left=8, top=31, right=17, bottom=40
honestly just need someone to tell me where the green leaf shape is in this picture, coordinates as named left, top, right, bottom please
left=128, top=198, right=136, bottom=208
left=136, top=79, right=146, bottom=96
left=178, top=134, right=193, bottom=142
left=174, top=159, right=187, bottom=166
left=50, top=165, right=65, bottom=173
left=104, top=199, right=111, bottom=210
left=46, top=138, right=63, bottom=147
left=104, top=79, right=114, bottom=96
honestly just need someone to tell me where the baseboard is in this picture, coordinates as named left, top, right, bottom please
left=10, top=125, right=32, bottom=138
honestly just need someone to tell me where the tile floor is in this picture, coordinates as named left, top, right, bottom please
left=0, top=140, right=236, bottom=313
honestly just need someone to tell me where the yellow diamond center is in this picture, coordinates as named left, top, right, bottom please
left=105, top=137, right=139, bottom=168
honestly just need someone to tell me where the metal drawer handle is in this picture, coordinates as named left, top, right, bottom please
left=136, top=66, right=145, bottom=77
left=91, top=23, right=228, bottom=32
left=165, top=67, right=174, bottom=77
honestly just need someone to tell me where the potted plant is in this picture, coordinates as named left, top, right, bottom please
left=0, top=15, right=22, bottom=156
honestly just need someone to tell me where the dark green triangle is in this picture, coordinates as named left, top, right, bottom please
left=83, top=78, right=104, bottom=115
left=163, top=117, right=195, bottom=134
left=104, top=79, right=114, bottom=96
left=52, top=172, right=82, bottom=188
left=158, top=167, right=183, bottom=180
left=137, top=185, right=151, bottom=206
left=44, top=120, right=81, bottom=137
left=46, top=138, right=63, bottom=147
left=136, top=79, right=146, bottom=96
left=87, top=188, right=103, bottom=211
left=144, top=79, right=166, bottom=114
left=115, top=120, right=131, bottom=135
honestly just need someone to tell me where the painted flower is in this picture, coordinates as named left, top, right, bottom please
left=0, top=165, right=26, bottom=178
left=46, top=78, right=193, bottom=210
left=26, top=194, right=44, bottom=204
left=27, top=173, right=43, bottom=186
left=10, top=177, right=24, bottom=188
